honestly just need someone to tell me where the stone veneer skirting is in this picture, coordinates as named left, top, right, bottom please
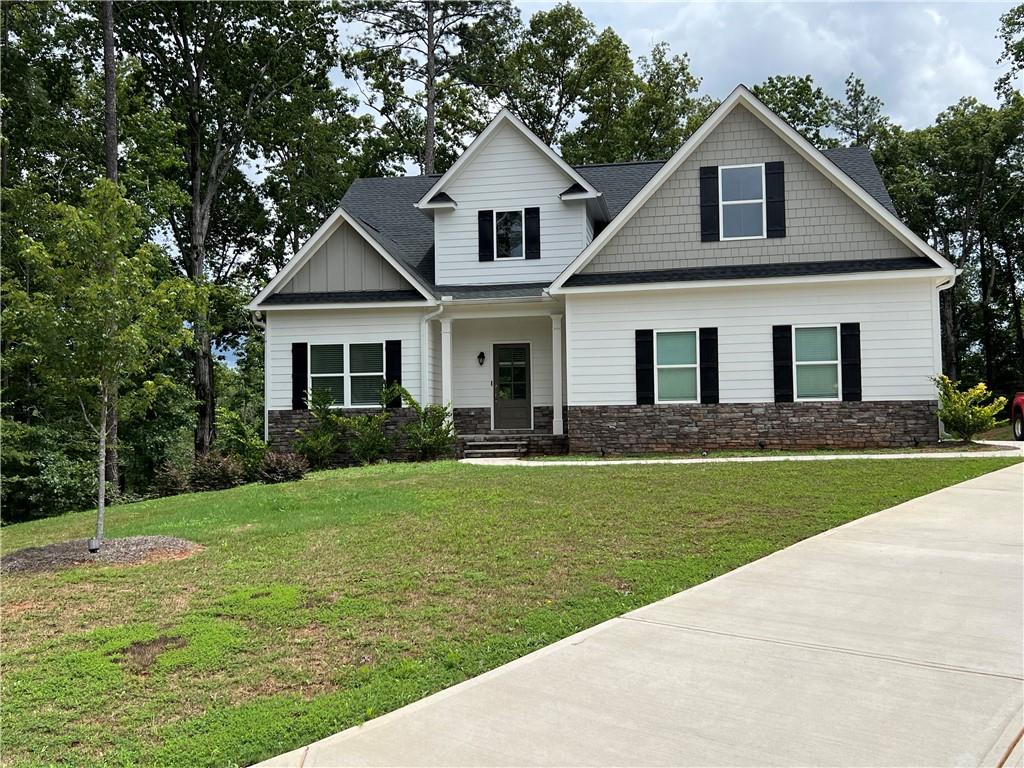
left=566, top=401, right=939, bottom=454
left=268, top=408, right=427, bottom=466
left=453, top=406, right=567, bottom=435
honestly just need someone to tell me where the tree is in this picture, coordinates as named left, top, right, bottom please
left=832, top=73, right=888, bottom=147
left=341, top=0, right=512, bottom=173
left=470, top=3, right=596, bottom=146
left=752, top=75, right=838, bottom=149
left=561, top=37, right=703, bottom=164
left=4, top=181, right=192, bottom=546
left=118, top=2, right=356, bottom=454
left=997, top=3, right=1024, bottom=99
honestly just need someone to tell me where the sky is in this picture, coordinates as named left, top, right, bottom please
left=524, top=1, right=1016, bottom=129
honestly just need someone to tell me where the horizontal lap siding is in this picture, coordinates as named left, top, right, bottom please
left=566, top=279, right=938, bottom=404
left=434, top=122, right=585, bottom=286
left=451, top=317, right=553, bottom=408
left=266, top=309, right=424, bottom=410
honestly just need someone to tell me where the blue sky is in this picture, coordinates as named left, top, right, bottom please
left=525, top=1, right=1015, bottom=129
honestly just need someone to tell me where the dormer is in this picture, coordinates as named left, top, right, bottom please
left=416, top=110, right=607, bottom=287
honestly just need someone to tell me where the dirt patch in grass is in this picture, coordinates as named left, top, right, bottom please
left=1, top=536, right=202, bottom=575
left=121, top=636, right=188, bottom=675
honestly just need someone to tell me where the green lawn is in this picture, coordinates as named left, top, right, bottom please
left=526, top=442, right=1017, bottom=461
left=2, top=458, right=1019, bottom=767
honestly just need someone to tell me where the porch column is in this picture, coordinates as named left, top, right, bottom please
left=551, top=314, right=563, bottom=435
left=440, top=317, right=453, bottom=408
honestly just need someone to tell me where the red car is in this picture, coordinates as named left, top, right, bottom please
left=1013, top=392, right=1024, bottom=440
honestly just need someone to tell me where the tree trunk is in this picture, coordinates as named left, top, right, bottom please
left=94, top=391, right=108, bottom=550
left=979, top=233, right=996, bottom=387
left=1003, top=236, right=1024, bottom=384
left=939, top=232, right=959, bottom=379
left=193, top=311, right=216, bottom=455
left=102, top=0, right=120, bottom=490
left=423, top=0, right=437, bottom=174
left=102, top=0, right=118, bottom=182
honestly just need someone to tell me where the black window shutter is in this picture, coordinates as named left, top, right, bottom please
left=840, top=323, right=862, bottom=401
left=292, top=342, right=308, bottom=410
left=699, top=328, right=719, bottom=404
left=772, top=325, right=793, bottom=402
left=635, top=329, right=654, bottom=405
left=699, top=166, right=719, bottom=242
left=765, top=161, right=786, bottom=238
left=385, top=339, right=402, bottom=408
left=478, top=210, right=494, bottom=261
left=524, top=207, right=541, bottom=259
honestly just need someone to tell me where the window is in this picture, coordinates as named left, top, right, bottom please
left=309, top=342, right=385, bottom=407
left=793, top=326, right=840, bottom=400
left=655, top=330, right=699, bottom=403
left=494, top=210, right=524, bottom=259
left=719, top=164, right=765, bottom=240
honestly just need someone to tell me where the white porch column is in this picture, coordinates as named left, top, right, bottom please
left=440, top=318, right=453, bottom=407
left=551, top=314, right=564, bottom=435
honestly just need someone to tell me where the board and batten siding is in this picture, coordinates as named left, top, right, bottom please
left=279, top=219, right=414, bottom=294
left=265, top=308, right=424, bottom=410
left=582, top=104, right=915, bottom=275
left=565, top=278, right=940, bottom=405
left=433, top=121, right=587, bottom=286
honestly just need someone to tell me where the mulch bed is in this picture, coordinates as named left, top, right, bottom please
left=1, top=536, right=201, bottom=575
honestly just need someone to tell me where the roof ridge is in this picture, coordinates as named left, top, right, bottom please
left=574, top=159, right=668, bottom=168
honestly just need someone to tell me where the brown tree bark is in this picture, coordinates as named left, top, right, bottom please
left=939, top=232, right=959, bottom=379
left=979, top=233, right=996, bottom=386
left=423, top=0, right=437, bottom=174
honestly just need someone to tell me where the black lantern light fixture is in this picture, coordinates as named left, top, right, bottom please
left=477, top=351, right=486, bottom=366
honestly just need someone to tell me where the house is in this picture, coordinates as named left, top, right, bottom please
left=249, top=85, right=957, bottom=458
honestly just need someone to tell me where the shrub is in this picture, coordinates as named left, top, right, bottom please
left=339, top=412, right=392, bottom=465
left=216, top=407, right=266, bottom=480
left=152, top=461, right=190, bottom=498
left=294, top=389, right=343, bottom=469
left=382, top=384, right=456, bottom=460
left=188, top=452, right=246, bottom=491
left=257, top=452, right=308, bottom=484
left=933, top=375, right=1007, bottom=442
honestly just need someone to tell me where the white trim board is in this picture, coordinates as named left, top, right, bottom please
left=415, top=109, right=601, bottom=209
left=549, top=85, right=956, bottom=291
left=249, top=206, right=436, bottom=310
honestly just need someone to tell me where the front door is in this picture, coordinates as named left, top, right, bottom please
left=493, top=343, right=531, bottom=429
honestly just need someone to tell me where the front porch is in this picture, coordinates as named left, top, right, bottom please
left=433, top=301, right=568, bottom=454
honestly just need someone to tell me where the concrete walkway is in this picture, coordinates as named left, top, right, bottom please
left=256, top=463, right=1024, bottom=768
left=462, top=440, right=1024, bottom=467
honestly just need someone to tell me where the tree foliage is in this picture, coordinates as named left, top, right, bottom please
left=752, top=75, right=838, bottom=149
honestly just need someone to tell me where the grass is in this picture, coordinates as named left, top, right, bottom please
left=526, top=442, right=1016, bottom=461
left=979, top=422, right=1015, bottom=441
left=2, top=457, right=1020, bottom=767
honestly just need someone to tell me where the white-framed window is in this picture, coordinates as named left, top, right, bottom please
left=309, top=342, right=385, bottom=408
left=494, top=209, right=524, bottom=259
left=655, top=330, right=700, bottom=403
left=719, top=163, right=766, bottom=240
left=793, top=325, right=841, bottom=401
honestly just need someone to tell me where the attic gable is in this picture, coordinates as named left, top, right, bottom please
left=416, top=109, right=600, bottom=209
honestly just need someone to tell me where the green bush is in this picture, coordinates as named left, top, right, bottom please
left=338, top=412, right=392, bottom=465
left=382, top=384, right=456, bottom=460
left=933, top=375, right=1007, bottom=442
left=216, top=407, right=266, bottom=480
left=257, top=452, right=308, bottom=484
left=188, top=452, right=246, bottom=491
left=293, top=389, right=343, bottom=469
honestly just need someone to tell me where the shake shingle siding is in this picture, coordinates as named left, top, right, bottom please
left=581, top=105, right=917, bottom=275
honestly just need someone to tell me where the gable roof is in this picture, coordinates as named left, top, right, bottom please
left=549, top=85, right=955, bottom=290
left=821, top=146, right=897, bottom=216
left=415, top=109, right=600, bottom=209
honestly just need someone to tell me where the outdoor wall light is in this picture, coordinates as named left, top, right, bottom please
left=477, top=351, right=486, bottom=366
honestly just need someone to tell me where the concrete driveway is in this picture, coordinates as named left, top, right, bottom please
left=257, top=463, right=1024, bottom=767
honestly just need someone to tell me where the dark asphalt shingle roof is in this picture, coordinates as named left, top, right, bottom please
left=262, top=290, right=426, bottom=305
left=564, top=257, right=937, bottom=287
left=328, top=149, right=900, bottom=300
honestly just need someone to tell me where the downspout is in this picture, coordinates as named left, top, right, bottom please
left=421, top=303, right=445, bottom=405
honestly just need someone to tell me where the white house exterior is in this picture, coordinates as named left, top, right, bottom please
left=250, top=86, right=956, bottom=457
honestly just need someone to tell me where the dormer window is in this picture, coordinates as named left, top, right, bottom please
left=495, top=210, right=524, bottom=259
left=719, top=164, right=766, bottom=240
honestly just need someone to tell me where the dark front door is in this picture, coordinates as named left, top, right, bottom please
left=493, top=343, right=531, bottom=429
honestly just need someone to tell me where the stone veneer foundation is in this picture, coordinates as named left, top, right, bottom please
left=268, top=408, right=423, bottom=466
left=566, top=401, right=939, bottom=454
